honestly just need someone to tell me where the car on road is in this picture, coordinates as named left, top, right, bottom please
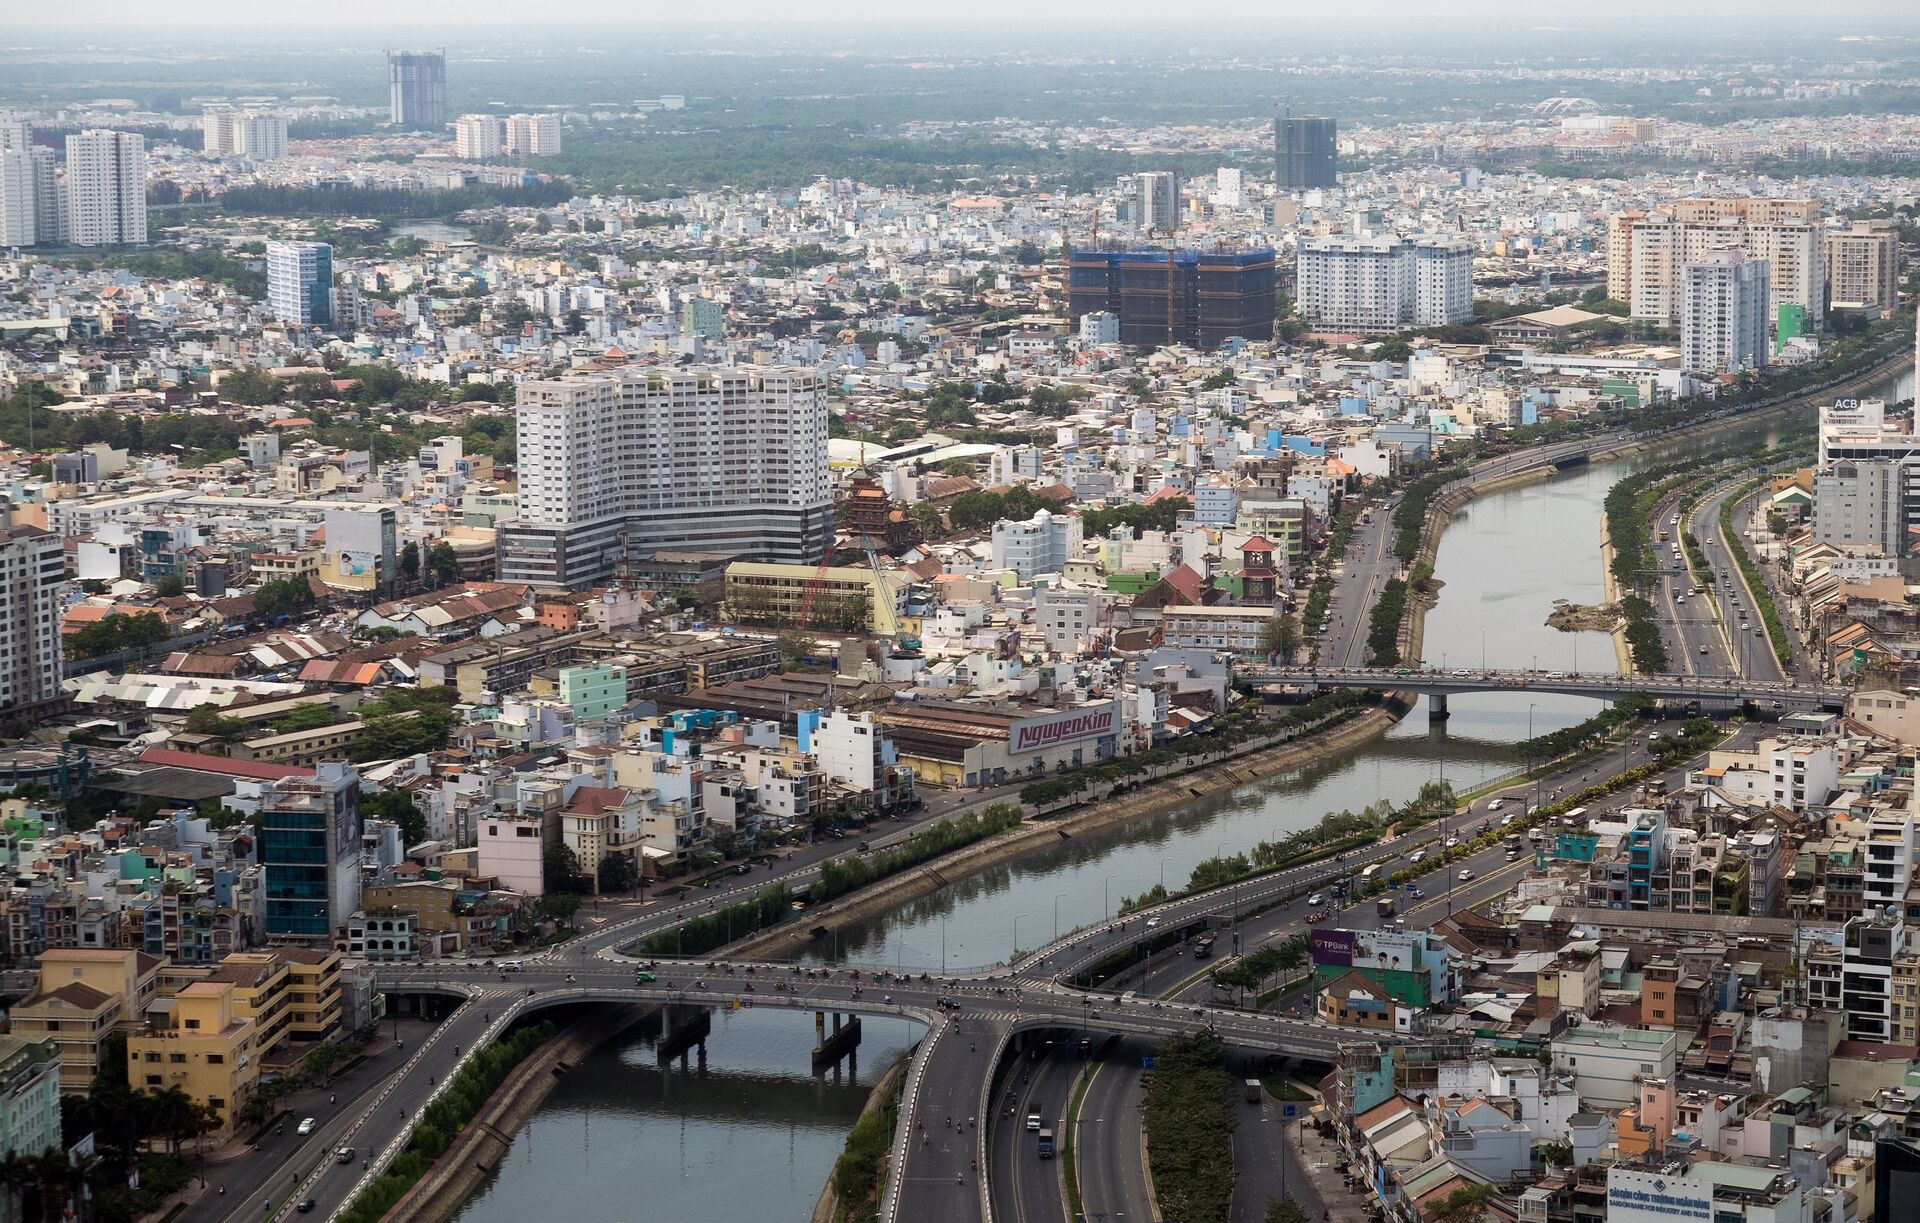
left=1444, top=836, right=1459, bottom=848
left=1409, top=849, right=1426, bottom=863
left=336, top=1147, right=355, bottom=1164
left=1307, top=892, right=1325, bottom=906
left=635, top=970, right=656, bottom=982
left=1457, top=868, right=1474, bottom=882
left=296, top=1201, right=317, bottom=1214
left=296, top=1118, right=316, bottom=1136
left=1406, top=885, right=1423, bottom=899
left=1145, top=916, right=1162, bottom=928
left=1452, top=669, right=1471, bottom=676
left=1027, top=1109, right=1043, bottom=1131
left=1699, top=645, right=1710, bottom=654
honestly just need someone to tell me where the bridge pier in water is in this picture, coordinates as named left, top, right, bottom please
left=813, top=1010, right=862, bottom=1070
left=1427, top=693, right=1449, bottom=720
left=655, top=1002, right=712, bottom=1064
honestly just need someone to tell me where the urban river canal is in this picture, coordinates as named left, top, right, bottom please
left=455, top=369, right=1906, bottom=1223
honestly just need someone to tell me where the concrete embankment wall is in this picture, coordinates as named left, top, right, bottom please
left=379, top=1005, right=651, bottom=1223
left=723, top=699, right=1410, bottom=964
left=808, top=1054, right=909, bottom=1223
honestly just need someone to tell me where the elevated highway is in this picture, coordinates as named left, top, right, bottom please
left=1242, top=664, right=1847, bottom=712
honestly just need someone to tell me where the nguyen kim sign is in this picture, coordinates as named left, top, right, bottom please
left=1010, top=704, right=1117, bottom=754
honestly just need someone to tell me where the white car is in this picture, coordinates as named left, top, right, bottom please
left=1307, top=893, right=1326, bottom=906
left=297, top=1117, right=317, bottom=1136
left=1457, top=869, right=1474, bottom=882
left=1145, top=916, right=1162, bottom=929
left=1410, top=849, right=1427, bottom=864
left=1444, top=837, right=1459, bottom=849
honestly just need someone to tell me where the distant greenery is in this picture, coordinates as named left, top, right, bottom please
left=350, top=686, right=461, bottom=762
left=36, top=246, right=265, bottom=298
left=1080, top=498, right=1190, bottom=538
left=943, top=486, right=1070, bottom=532
left=1718, top=481, right=1793, bottom=666
left=1392, top=464, right=1472, bottom=563
left=212, top=182, right=572, bottom=219
left=537, top=127, right=1153, bottom=196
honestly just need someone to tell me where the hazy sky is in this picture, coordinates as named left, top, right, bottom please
left=29, top=0, right=1920, bottom=27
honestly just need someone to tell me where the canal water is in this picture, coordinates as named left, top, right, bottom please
left=450, top=1007, right=923, bottom=1223
left=456, top=367, right=1907, bottom=1223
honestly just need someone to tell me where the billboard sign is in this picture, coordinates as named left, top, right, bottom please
left=1010, top=704, right=1116, bottom=754
left=1310, top=928, right=1357, bottom=967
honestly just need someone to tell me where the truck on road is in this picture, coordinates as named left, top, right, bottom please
left=1037, top=1128, right=1055, bottom=1159
left=1376, top=897, right=1396, bottom=919
left=1194, top=933, right=1217, bottom=959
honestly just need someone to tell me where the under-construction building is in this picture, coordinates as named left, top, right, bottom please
left=1068, top=248, right=1277, bottom=349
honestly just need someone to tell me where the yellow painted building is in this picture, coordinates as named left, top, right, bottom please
left=10, top=949, right=164, bottom=1094
left=127, top=982, right=260, bottom=1131
left=281, top=947, right=344, bottom=1042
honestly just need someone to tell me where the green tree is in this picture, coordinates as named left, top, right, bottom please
left=254, top=576, right=317, bottom=621
left=218, top=367, right=283, bottom=406
left=361, top=789, right=428, bottom=846
left=152, top=574, right=186, bottom=598
left=184, top=705, right=247, bottom=740
left=1375, top=336, right=1413, bottom=362
left=1266, top=1201, right=1310, bottom=1223
left=399, top=541, right=420, bottom=584
left=1200, top=368, right=1237, bottom=391
left=1430, top=1185, right=1494, bottom=1223
left=274, top=704, right=347, bottom=734
left=427, top=542, right=461, bottom=587
left=543, top=843, right=585, bottom=894
left=907, top=502, right=944, bottom=538
left=539, top=891, right=582, bottom=928
left=596, top=852, right=637, bottom=894
left=1259, top=615, right=1299, bottom=661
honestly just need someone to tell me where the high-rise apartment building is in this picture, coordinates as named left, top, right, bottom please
left=1825, top=219, right=1902, bottom=315
left=231, top=113, right=289, bottom=161
left=265, top=241, right=334, bottom=327
left=64, top=129, right=145, bottom=247
left=0, top=508, right=66, bottom=716
left=1274, top=114, right=1337, bottom=191
left=1607, top=198, right=1820, bottom=330
left=496, top=367, right=834, bottom=589
left=201, top=105, right=236, bottom=155
left=387, top=50, right=447, bottom=130
left=1067, top=247, right=1277, bottom=349
left=29, top=147, right=62, bottom=245
left=453, top=114, right=502, bottom=160
left=0, top=112, right=30, bottom=153
left=505, top=113, right=561, bottom=157
left=1296, top=234, right=1473, bottom=333
left=1681, top=251, right=1770, bottom=374
left=1133, top=171, right=1182, bottom=233
left=0, top=149, right=34, bottom=246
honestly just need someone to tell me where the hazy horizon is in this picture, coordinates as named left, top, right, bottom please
left=12, top=0, right=1920, bottom=29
